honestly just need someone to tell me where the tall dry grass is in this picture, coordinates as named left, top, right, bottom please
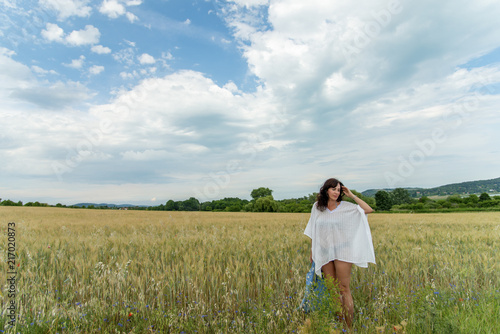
left=0, top=207, right=499, bottom=333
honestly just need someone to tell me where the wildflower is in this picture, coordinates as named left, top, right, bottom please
left=459, top=298, right=464, bottom=302
left=128, top=312, right=133, bottom=317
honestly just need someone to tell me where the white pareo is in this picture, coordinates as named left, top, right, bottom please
left=304, top=201, right=376, bottom=276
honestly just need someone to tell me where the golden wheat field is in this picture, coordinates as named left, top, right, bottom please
left=0, top=207, right=499, bottom=333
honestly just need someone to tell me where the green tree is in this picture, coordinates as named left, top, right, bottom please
left=308, top=193, right=317, bottom=203
left=478, top=200, right=495, bottom=208
left=251, top=187, right=273, bottom=200
left=200, top=202, right=212, bottom=211
left=448, top=195, right=463, bottom=204
left=463, top=194, right=479, bottom=206
left=179, top=197, right=200, bottom=211
left=441, top=201, right=452, bottom=209
left=165, top=200, right=177, bottom=211
left=391, top=188, right=413, bottom=205
left=346, top=190, right=375, bottom=207
left=419, top=196, right=430, bottom=203
left=375, top=190, right=392, bottom=211
left=1, top=199, right=23, bottom=206
left=244, top=202, right=254, bottom=212
left=479, top=193, right=491, bottom=201
left=254, top=195, right=278, bottom=212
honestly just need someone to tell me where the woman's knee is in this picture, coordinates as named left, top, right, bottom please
left=321, top=261, right=336, bottom=278
left=338, top=281, right=350, bottom=294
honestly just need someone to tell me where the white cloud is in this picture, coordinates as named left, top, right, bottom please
left=99, top=0, right=126, bottom=18
left=126, top=12, right=138, bottom=22
left=121, top=149, right=170, bottom=161
left=162, top=52, right=173, bottom=60
left=41, top=23, right=65, bottom=43
left=11, top=80, right=91, bottom=109
left=126, top=0, right=142, bottom=6
left=138, top=53, right=155, bottom=64
left=178, top=143, right=210, bottom=154
left=66, top=25, right=100, bottom=46
left=87, top=70, right=282, bottom=161
left=218, top=0, right=500, bottom=116
left=39, top=0, right=92, bottom=20
left=354, top=66, right=500, bottom=129
left=31, top=65, right=57, bottom=75
left=42, top=24, right=101, bottom=47
left=1, top=48, right=89, bottom=112
left=184, top=19, right=191, bottom=25
left=31, top=65, right=48, bottom=74
left=223, top=81, right=239, bottom=93
left=0, top=48, right=33, bottom=93
left=113, top=47, right=136, bottom=65
left=0, top=69, right=283, bottom=199
left=120, top=71, right=136, bottom=79
left=0, top=47, right=15, bottom=57
left=64, top=55, right=85, bottom=69
left=91, top=45, right=112, bottom=54
left=229, top=0, right=269, bottom=7
left=99, top=0, right=139, bottom=22
left=89, top=65, right=105, bottom=75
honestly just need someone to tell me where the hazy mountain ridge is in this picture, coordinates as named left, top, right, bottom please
left=362, top=177, right=500, bottom=198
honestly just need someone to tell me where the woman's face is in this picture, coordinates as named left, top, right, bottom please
left=327, top=184, right=341, bottom=201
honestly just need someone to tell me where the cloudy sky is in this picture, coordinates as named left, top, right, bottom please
left=1, top=0, right=499, bottom=205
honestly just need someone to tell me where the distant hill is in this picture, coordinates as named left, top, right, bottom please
left=362, top=177, right=500, bottom=198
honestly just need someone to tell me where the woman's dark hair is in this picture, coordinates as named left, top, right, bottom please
left=316, top=178, right=344, bottom=211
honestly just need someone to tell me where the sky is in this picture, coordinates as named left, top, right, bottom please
left=1, top=0, right=499, bottom=206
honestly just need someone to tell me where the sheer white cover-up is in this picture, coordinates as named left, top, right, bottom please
left=304, top=201, right=376, bottom=277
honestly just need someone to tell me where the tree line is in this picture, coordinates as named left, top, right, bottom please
left=1, top=187, right=499, bottom=212
left=146, top=187, right=319, bottom=213
left=374, top=189, right=500, bottom=211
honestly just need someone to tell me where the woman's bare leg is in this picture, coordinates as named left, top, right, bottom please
left=321, top=261, right=337, bottom=280
left=321, top=262, right=341, bottom=321
left=333, top=260, right=353, bottom=328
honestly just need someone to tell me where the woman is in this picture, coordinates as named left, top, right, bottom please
left=304, top=178, right=375, bottom=328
